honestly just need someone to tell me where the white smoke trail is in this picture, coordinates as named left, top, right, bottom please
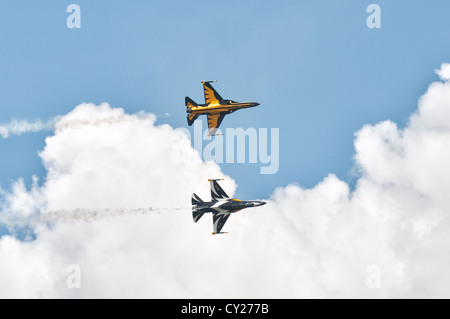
left=42, top=207, right=191, bottom=223
left=54, top=104, right=155, bottom=133
left=0, top=114, right=138, bottom=139
left=0, top=118, right=57, bottom=138
left=55, top=115, right=133, bottom=132
left=0, top=114, right=132, bottom=139
left=0, top=105, right=153, bottom=139
left=1, top=207, right=191, bottom=232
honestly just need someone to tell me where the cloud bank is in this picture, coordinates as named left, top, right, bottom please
left=1, top=64, right=450, bottom=298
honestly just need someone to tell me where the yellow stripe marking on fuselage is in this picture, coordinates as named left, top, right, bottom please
left=189, top=103, right=255, bottom=115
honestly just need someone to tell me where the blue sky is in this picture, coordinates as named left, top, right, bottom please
left=1, top=0, right=450, bottom=200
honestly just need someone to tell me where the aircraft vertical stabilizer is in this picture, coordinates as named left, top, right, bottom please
left=192, top=193, right=205, bottom=222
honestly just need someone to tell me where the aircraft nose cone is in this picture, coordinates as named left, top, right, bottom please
left=254, top=102, right=260, bottom=106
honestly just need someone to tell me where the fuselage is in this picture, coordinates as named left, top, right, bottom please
left=186, top=100, right=260, bottom=115
left=193, top=198, right=266, bottom=214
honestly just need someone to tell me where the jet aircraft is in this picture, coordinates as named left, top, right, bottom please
left=191, top=179, right=266, bottom=235
left=185, top=81, right=260, bottom=136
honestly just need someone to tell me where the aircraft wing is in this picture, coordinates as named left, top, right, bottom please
left=203, top=82, right=223, bottom=105
left=210, top=179, right=229, bottom=201
left=212, top=211, right=231, bottom=234
left=207, top=113, right=226, bottom=136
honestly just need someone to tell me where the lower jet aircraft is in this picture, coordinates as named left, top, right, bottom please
left=185, top=81, right=260, bottom=136
left=191, top=179, right=266, bottom=235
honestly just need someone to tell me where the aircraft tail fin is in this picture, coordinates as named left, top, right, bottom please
left=192, top=193, right=203, bottom=205
left=185, top=96, right=198, bottom=109
left=186, top=97, right=199, bottom=126
left=192, top=193, right=205, bottom=223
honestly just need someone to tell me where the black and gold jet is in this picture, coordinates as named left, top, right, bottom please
left=185, top=81, right=260, bottom=136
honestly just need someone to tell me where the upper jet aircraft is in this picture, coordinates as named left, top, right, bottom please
left=185, top=81, right=260, bottom=136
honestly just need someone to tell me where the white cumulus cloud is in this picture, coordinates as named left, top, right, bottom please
left=436, top=63, right=450, bottom=81
left=1, top=63, right=450, bottom=298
